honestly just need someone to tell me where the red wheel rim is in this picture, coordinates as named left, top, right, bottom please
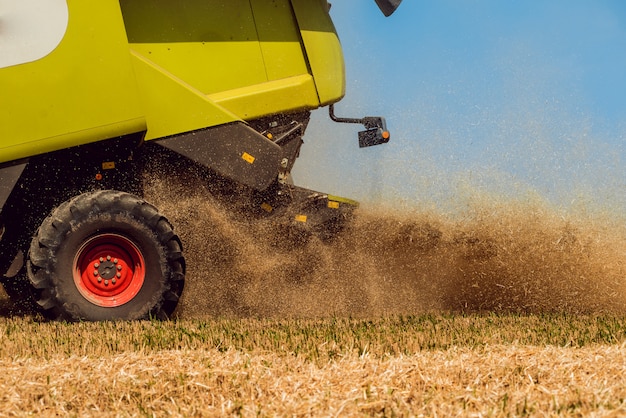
left=73, top=233, right=145, bottom=307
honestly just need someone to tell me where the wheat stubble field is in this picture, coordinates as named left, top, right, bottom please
left=0, top=314, right=625, bottom=416
left=2, top=179, right=626, bottom=416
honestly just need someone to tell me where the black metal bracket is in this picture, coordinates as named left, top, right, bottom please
left=329, top=104, right=390, bottom=148
left=272, top=121, right=304, bottom=146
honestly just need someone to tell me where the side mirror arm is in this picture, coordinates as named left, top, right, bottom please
left=329, top=104, right=391, bottom=148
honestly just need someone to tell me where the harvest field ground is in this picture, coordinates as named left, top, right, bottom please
left=0, top=312, right=625, bottom=416
left=2, top=180, right=626, bottom=416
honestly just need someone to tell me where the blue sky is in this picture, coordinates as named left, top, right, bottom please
left=293, top=0, right=626, bottom=215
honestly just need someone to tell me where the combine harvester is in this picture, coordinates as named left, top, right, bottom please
left=0, top=0, right=402, bottom=320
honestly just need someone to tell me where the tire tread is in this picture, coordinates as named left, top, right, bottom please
left=27, top=190, right=185, bottom=321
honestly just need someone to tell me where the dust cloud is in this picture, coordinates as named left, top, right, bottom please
left=147, top=175, right=626, bottom=319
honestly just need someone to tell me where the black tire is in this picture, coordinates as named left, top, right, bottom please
left=27, top=190, right=185, bottom=321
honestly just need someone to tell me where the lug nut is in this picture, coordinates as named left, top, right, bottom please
left=93, top=270, right=98, bottom=276
left=116, top=272, right=121, bottom=278
left=94, top=262, right=99, bottom=268
left=112, top=278, right=117, bottom=284
left=104, top=280, right=109, bottom=286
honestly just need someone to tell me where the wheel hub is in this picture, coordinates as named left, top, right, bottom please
left=74, top=234, right=145, bottom=307
left=94, top=256, right=121, bottom=281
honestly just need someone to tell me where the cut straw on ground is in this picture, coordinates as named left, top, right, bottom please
left=1, top=345, right=625, bottom=416
left=0, top=315, right=625, bottom=416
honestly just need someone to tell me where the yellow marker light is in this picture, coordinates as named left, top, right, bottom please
left=242, top=152, right=255, bottom=164
left=295, top=214, right=307, bottom=223
left=260, top=203, right=273, bottom=212
left=327, top=201, right=340, bottom=209
left=102, top=161, right=115, bottom=170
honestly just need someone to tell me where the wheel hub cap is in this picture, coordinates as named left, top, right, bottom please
left=74, top=234, right=145, bottom=307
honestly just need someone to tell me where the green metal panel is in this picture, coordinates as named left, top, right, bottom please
left=249, top=0, right=309, bottom=81
left=290, top=0, right=346, bottom=105
left=120, top=0, right=327, bottom=123
left=120, top=0, right=268, bottom=95
left=207, top=74, right=319, bottom=120
left=0, top=0, right=145, bottom=164
left=130, top=51, right=240, bottom=141
left=0, top=0, right=347, bottom=164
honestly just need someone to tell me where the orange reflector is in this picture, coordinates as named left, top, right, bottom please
left=295, top=214, right=307, bottom=223
left=242, top=152, right=255, bottom=164
left=261, top=203, right=273, bottom=213
left=382, top=131, right=390, bottom=140
left=95, top=173, right=103, bottom=181
left=328, top=201, right=340, bottom=209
